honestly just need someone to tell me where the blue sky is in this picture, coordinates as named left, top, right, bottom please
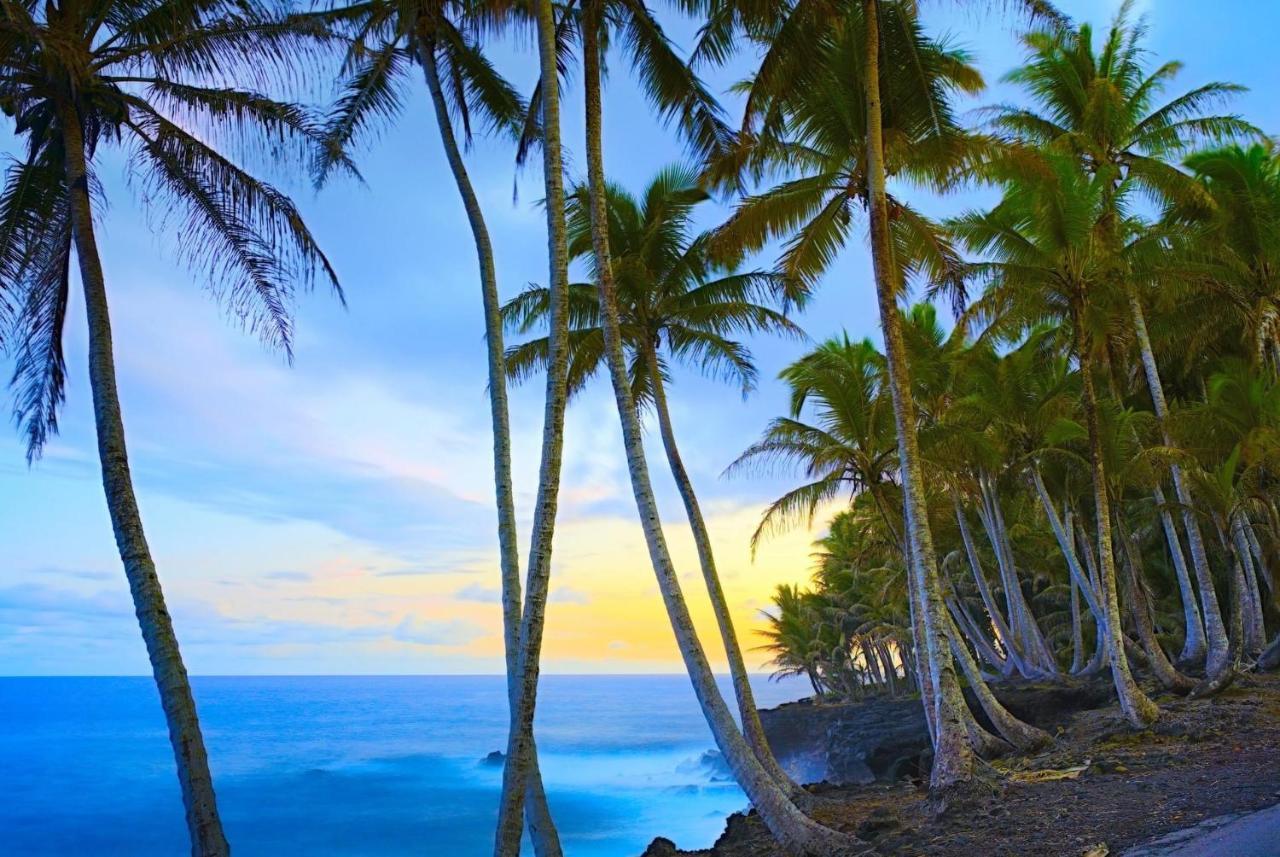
left=2, top=0, right=1277, bottom=675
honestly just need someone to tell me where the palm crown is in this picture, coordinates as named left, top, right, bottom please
left=0, top=0, right=340, bottom=456
left=710, top=0, right=983, bottom=294
left=502, top=163, right=801, bottom=407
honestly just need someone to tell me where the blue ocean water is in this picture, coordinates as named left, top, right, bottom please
left=0, top=674, right=807, bottom=855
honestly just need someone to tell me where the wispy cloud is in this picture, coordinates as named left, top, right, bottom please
left=392, top=616, right=488, bottom=647
left=455, top=583, right=503, bottom=603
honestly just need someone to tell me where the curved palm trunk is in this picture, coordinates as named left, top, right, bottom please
left=862, top=0, right=974, bottom=789
left=1031, top=469, right=1106, bottom=624
left=1074, top=309, right=1159, bottom=727
left=953, top=493, right=1025, bottom=677
left=1115, top=515, right=1194, bottom=694
left=944, top=612, right=1051, bottom=751
left=642, top=344, right=797, bottom=793
left=493, top=0, right=574, bottom=850
left=1230, top=514, right=1266, bottom=656
left=1191, top=522, right=1244, bottom=697
left=1242, top=517, right=1272, bottom=595
left=1069, top=572, right=1085, bottom=673
left=978, top=476, right=1055, bottom=674
left=578, top=22, right=849, bottom=854
left=1153, top=485, right=1206, bottom=663
left=1129, top=294, right=1228, bottom=675
left=947, top=594, right=1006, bottom=674
left=60, top=104, right=229, bottom=857
left=1075, top=520, right=1109, bottom=676
left=419, top=40, right=561, bottom=856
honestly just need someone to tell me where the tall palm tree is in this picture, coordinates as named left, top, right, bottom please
left=304, top=1, right=561, bottom=849
left=501, top=164, right=803, bottom=790
left=491, top=0, right=576, bottom=850
left=987, top=0, right=1259, bottom=675
left=952, top=152, right=1160, bottom=727
left=498, top=3, right=736, bottom=850
left=713, top=0, right=1016, bottom=788
left=0, top=1, right=344, bottom=853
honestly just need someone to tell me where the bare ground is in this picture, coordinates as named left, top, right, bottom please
left=644, top=672, right=1280, bottom=857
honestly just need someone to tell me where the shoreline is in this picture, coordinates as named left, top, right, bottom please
left=646, top=672, right=1280, bottom=856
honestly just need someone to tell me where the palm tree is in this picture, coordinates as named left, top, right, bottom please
left=952, top=152, right=1160, bottom=727
left=732, top=329, right=1050, bottom=752
left=0, top=1, right=344, bottom=853
left=714, top=0, right=1017, bottom=789
left=498, top=2, right=736, bottom=850
left=567, top=0, right=848, bottom=845
left=490, top=0, right=576, bottom=850
left=727, top=336, right=898, bottom=549
left=1178, top=144, right=1280, bottom=370
left=502, top=164, right=803, bottom=790
left=303, top=1, right=561, bottom=849
left=988, top=0, right=1259, bottom=675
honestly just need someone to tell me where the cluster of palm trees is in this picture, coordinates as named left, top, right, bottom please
left=3, top=0, right=1276, bottom=854
left=747, top=0, right=1280, bottom=807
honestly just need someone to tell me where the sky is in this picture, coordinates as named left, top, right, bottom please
left=2, top=0, right=1277, bottom=676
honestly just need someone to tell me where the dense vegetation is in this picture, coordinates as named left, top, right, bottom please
left=2, top=0, right=1277, bottom=854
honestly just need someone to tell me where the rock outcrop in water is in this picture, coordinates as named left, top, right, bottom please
left=760, top=696, right=930, bottom=785
left=758, top=678, right=1118, bottom=787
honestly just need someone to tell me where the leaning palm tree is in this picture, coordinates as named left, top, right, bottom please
left=513, top=174, right=845, bottom=850
left=0, top=1, right=343, bottom=853
left=564, top=0, right=846, bottom=846
left=987, top=0, right=1259, bottom=677
left=304, top=1, right=562, bottom=849
left=501, top=164, right=803, bottom=792
left=952, top=152, right=1160, bottom=727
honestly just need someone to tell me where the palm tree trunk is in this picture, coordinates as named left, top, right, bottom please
left=418, top=37, right=561, bottom=856
left=1114, top=513, right=1194, bottom=693
left=1242, top=516, right=1272, bottom=594
left=978, top=476, right=1050, bottom=671
left=1075, top=518, right=1109, bottom=675
left=1031, top=468, right=1106, bottom=624
left=982, top=477, right=1057, bottom=674
left=1128, top=293, right=1228, bottom=675
left=946, top=615, right=1049, bottom=752
left=953, top=494, right=1026, bottom=678
left=1152, top=485, right=1206, bottom=664
left=493, top=0, right=574, bottom=850
left=1230, top=513, right=1266, bottom=656
left=1069, top=571, right=1085, bottom=673
left=1192, top=523, right=1244, bottom=697
left=862, top=0, right=974, bottom=789
left=877, top=642, right=899, bottom=696
left=947, top=596, right=1005, bottom=673
left=1074, top=307, right=1159, bottom=727
left=642, top=343, right=797, bottom=792
left=577, top=18, right=850, bottom=854
left=60, top=102, right=229, bottom=857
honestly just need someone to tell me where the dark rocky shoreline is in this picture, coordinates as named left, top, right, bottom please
left=643, top=673, right=1280, bottom=856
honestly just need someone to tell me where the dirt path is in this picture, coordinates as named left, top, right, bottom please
left=644, top=673, right=1280, bottom=857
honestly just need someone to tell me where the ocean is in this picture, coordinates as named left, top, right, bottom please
left=0, top=674, right=808, bottom=855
